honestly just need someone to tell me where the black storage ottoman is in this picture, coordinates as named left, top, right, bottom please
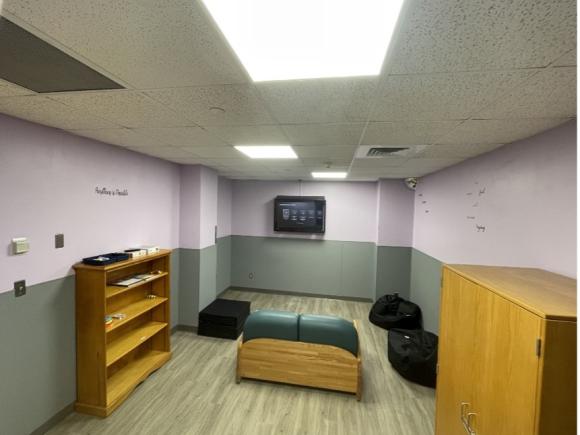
left=198, top=298, right=251, bottom=339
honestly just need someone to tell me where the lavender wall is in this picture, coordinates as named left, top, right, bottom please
left=413, top=120, right=577, bottom=278
left=217, top=177, right=232, bottom=238
left=231, top=180, right=378, bottom=242
left=0, top=114, right=181, bottom=294
left=179, top=165, right=218, bottom=250
left=377, top=179, right=415, bottom=247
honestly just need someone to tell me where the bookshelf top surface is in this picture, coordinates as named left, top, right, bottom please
left=73, top=249, right=172, bottom=272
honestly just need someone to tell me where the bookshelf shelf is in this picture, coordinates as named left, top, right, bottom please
left=106, top=297, right=167, bottom=333
left=73, top=249, right=172, bottom=417
left=105, top=272, right=168, bottom=299
left=106, top=321, right=167, bottom=366
left=106, top=350, right=171, bottom=409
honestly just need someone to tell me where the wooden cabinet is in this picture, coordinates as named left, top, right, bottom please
left=435, top=265, right=576, bottom=435
left=73, top=250, right=172, bottom=417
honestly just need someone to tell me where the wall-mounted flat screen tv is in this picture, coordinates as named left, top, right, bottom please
left=274, top=196, right=326, bottom=233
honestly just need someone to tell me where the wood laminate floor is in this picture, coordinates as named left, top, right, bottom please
left=48, top=290, right=435, bottom=435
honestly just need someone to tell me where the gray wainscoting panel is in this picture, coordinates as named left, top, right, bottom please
left=340, top=241, right=377, bottom=299
left=231, top=236, right=376, bottom=300
left=198, top=244, right=217, bottom=312
left=216, top=236, right=232, bottom=294
left=178, top=248, right=200, bottom=327
left=170, top=249, right=181, bottom=328
left=0, top=276, right=76, bottom=435
left=178, top=245, right=219, bottom=327
left=409, top=249, right=443, bottom=333
left=376, top=246, right=412, bottom=300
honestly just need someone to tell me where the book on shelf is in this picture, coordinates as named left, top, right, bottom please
left=140, top=246, right=160, bottom=255
left=124, top=249, right=147, bottom=258
left=112, top=277, right=144, bottom=287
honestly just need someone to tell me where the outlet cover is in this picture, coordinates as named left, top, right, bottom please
left=14, top=280, right=26, bottom=297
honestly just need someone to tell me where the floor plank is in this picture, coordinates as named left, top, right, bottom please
left=47, top=290, right=435, bottom=435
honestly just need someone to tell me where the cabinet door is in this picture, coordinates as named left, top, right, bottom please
left=473, top=289, right=542, bottom=435
left=435, top=269, right=485, bottom=435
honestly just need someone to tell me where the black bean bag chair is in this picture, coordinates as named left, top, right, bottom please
left=369, top=293, right=422, bottom=330
left=388, top=328, right=438, bottom=388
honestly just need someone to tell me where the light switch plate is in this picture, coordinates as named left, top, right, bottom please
left=55, top=233, right=64, bottom=249
left=14, top=280, right=26, bottom=297
left=12, top=237, right=29, bottom=254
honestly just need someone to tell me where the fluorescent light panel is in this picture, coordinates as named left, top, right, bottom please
left=312, top=172, right=347, bottom=179
left=235, top=145, right=297, bottom=159
left=201, top=0, right=405, bottom=81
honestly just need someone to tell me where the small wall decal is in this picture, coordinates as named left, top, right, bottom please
left=479, top=187, right=486, bottom=196
left=95, top=187, right=129, bottom=197
left=467, top=216, right=476, bottom=220
left=466, top=192, right=473, bottom=196
left=476, top=224, right=486, bottom=232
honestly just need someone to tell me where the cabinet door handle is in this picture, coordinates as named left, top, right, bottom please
left=466, top=412, right=477, bottom=435
left=460, top=402, right=470, bottom=425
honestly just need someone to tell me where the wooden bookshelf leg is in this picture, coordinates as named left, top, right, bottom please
left=356, top=358, right=362, bottom=401
left=236, top=337, right=242, bottom=384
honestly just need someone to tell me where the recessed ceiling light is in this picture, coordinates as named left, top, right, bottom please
left=312, top=172, right=348, bottom=179
left=235, top=145, right=298, bottom=159
left=201, top=0, right=405, bottom=81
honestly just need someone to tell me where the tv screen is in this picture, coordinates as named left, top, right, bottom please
left=274, top=196, right=326, bottom=233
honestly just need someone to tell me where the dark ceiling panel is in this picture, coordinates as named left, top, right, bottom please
left=0, top=16, right=123, bottom=93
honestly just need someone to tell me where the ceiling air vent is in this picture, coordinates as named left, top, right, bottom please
left=367, top=147, right=409, bottom=157
left=355, top=145, right=426, bottom=159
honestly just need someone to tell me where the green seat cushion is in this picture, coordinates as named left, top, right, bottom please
left=298, top=314, right=359, bottom=356
left=243, top=310, right=299, bottom=342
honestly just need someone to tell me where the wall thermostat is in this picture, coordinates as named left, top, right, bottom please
left=12, top=237, right=29, bottom=255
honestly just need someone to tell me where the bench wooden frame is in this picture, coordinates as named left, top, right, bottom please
left=236, top=320, right=362, bottom=400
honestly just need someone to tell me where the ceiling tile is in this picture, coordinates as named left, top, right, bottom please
left=258, top=160, right=307, bottom=169
left=68, top=128, right=170, bottom=147
left=304, top=165, right=350, bottom=172
left=181, top=146, right=240, bottom=158
left=399, top=158, right=465, bottom=176
left=256, top=77, right=378, bottom=124
left=294, top=146, right=356, bottom=159
left=370, top=70, right=533, bottom=121
left=361, top=121, right=461, bottom=145
left=49, top=90, right=194, bottom=128
left=301, top=158, right=353, bottom=167
left=0, top=95, right=117, bottom=129
left=0, top=79, right=34, bottom=97
left=205, top=124, right=288, bottom=145
left=146, top=84, right=275, bottom=126
left=350, top=158, right=408, bottom=169
left=347, top=168, right=413, bottom=179
left=438, top=118, right=572, bottom=145
left=2, top=0, right=248, bottom=88
left=553, top=49, right=576, bottom=67
left=207, top=158, right=270, bottom=170
left=417, top=143, right=504, bottom=159
left=281, top=123, right=365, bottom=146
left=477, top=67, right=576, bottom=119
left=390, top=0, right=576, bottom=74
left=126, top=145, right=197, bottom=159
left=132, top=126, right=226, bottom=147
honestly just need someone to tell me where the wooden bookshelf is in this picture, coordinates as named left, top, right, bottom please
left=73, top=249, right=172, bottom=417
